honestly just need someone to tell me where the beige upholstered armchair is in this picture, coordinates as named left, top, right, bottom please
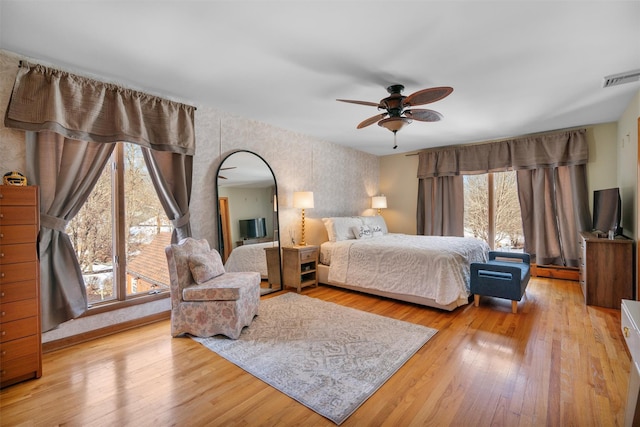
left=165, top=237, right=260, bottom=339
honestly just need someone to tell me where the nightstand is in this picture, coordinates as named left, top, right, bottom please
left=282, top=245, right=319, bottom=292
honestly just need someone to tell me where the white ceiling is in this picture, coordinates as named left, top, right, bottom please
left=1, top=1, right=639, bottom=156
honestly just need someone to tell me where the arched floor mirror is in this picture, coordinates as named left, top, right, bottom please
left=216, top=150, right=281, bottom=295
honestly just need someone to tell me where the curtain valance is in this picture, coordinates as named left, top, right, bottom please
left=5, top=61, right=196, bottom=155
left=417, top=129, right=588, bottom=178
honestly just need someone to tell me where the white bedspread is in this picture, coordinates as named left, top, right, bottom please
left=323, top=234, right=489, bottom=306
left=224, top=241, right=278, bottom=278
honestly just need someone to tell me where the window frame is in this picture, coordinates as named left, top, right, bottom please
left=464, top=170, right=523, bottom=251
left=82, top=142, right=170, bottom=315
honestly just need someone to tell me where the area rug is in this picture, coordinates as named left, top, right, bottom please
left=192, top=293, right=438, bottom=425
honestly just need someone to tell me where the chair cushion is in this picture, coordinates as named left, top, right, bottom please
left=188, top=250, right=225, bottom=284
left=182, top=272, right=258, bottom=301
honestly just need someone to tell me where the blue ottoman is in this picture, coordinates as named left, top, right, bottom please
left=470, top=251, right=531, bottom=313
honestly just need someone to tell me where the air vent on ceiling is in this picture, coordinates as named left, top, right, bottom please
left=602, top=69, right=640, bottom=88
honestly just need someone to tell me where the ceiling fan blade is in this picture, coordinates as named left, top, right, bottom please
left=404, top=109, right=443, bottom=122
left=357, top=113, right=388, bottom=129
left=403, top=86, right=453, bottom=107
left=337, top=99, right=381, bottom=107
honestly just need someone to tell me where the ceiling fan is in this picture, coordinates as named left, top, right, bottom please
left=337, top=84, right=453, bottom=149
left=218, top=166, right=236, bottom=180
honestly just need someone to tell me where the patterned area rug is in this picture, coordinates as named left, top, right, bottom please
left=192, top=293, right=438, bottom=425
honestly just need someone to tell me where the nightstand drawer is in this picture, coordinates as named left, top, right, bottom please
left=299, top=248, right=318, bottom=262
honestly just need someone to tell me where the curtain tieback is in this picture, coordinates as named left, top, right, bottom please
left=40, top=213, right=69, bottom=232
left=172, top=211, right=190, bottom=229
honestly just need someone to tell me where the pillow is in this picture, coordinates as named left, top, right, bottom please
left=371, top=225, right=384, bottom=237
left=322, top=217, right=363, bottom=242
left=188, top=250, right=225, bottom=284
left=360, top=216, right=388, bottom=235
left=352, top=224, right=372, bottom=239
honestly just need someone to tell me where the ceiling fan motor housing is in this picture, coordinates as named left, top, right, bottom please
left=381, top=85, right=406, bottom=117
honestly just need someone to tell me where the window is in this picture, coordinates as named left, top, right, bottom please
left=463, top=170, right=524, bottom=251
left=66, top=142, right=172, bottom=307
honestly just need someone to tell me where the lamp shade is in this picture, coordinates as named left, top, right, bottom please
left=371, top=195, right=387, bottom=209
left=293, top=191, right=314, bottom=209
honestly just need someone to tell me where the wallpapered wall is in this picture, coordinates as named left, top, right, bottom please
left=192, top=107, right=380, bottom=248
left=0, top=49, right=379, bottom=342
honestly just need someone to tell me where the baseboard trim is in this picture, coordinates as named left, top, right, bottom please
left=42, top=311, right=170, bottom=354
left=531, top=264, right=579, bottom=281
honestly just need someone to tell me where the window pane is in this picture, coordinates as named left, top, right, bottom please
left=66, top=162, right=115, bottom=304
left=463, top=174, right=489, bottom=245
left=123, top=144, right=172, bottom=296
left=494, top=171, right=524, bottom=251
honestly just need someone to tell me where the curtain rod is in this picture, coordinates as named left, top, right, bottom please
left=404, top=125, right=592, bottom=156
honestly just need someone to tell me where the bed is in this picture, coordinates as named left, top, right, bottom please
left=224, top=241, right=279, bottom=279
left=309, top=216, right=490, bottom=310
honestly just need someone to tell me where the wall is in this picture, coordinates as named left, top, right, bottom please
left=380, top=123, right=623, bottom=235
left=191, top=107, right=380, bottom=249
left=0, top=50, right=379, bottom=342
left=378, top=152, right=419, bottom=234
left=617, top=89, right=640, bottom=240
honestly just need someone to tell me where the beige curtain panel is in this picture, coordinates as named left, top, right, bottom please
left=5, top=61, right=196, bottom=155
left=417, top=129, right=588, bottom=178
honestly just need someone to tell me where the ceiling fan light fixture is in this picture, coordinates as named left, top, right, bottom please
left=378, top=116, right=411, bottom=132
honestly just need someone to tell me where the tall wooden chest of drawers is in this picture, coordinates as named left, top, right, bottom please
left=0, top=185, right=42, bottom=388
left=578, top=231, right=634, bottom=309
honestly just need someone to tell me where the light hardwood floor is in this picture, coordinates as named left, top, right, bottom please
left=0, top=277, right=631, bottom=426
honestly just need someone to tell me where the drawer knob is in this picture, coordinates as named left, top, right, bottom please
left=624, top=326, right=630, bottom=338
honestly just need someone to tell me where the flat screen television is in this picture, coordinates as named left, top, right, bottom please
left=239, top=217, right=267, bottom=239
left=592, top=187, right=622, bottom=235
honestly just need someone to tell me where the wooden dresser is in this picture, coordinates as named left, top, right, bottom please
left=579, top=231, right=634, bottom=309
left=0, top=185, right=42, bottom=388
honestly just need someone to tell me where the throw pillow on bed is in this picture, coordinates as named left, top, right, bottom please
left=353, top=224, right=372, bottom=239
left=188, top=250, right=225, bottom=284
left=360, top=215, right=388, bottom=235
left=371, top=225, right=384, bottom=237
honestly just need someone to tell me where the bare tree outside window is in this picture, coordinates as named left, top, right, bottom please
left=464, top=171, right=524, bottom=251
left=66, top=143, right=172, bottom=305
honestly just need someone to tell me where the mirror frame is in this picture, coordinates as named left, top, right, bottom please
left=216, top=150, right=281, bottom=293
